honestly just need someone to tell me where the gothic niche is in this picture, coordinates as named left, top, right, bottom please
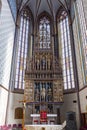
left=34, top=82, right=53, bottom=102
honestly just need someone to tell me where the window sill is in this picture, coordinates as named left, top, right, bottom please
left=12, top=88, right=24, bottom=94
left=63, top=88, right=77, bottom=94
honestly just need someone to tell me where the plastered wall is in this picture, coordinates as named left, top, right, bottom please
left=0, top=86, right=8, bottom=125
left=79, top=88, right=87, bottom=113
left=6, top=93, right=23, bottom=124
left=60, top=93, right=80, bottom=129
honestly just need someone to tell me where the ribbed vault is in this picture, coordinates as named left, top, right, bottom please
left=16, top=0, right=72, bottom=19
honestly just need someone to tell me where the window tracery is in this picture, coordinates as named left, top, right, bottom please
left=58, top=11, right=75, bottom=90
left=14, top=10, right=30, bottom=89
left=39, top=16, right=51, bottom=49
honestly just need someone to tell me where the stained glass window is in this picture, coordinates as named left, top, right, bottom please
left=39, top=16, right=51, bottom=49
left=58, top=11, right=75, bottom=90
left=14, top=11, right=29, bottom=89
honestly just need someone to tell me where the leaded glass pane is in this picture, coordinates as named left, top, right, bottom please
left=58, top=11, right=75, bottom=90
left=14, top=11, right=29, bottom=89
left=39, top=17, right=51, bottom=49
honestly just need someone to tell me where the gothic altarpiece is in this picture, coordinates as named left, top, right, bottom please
left=24, top=17, right=64, bottom=124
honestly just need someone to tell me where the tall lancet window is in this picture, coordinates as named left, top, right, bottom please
left=58, top=11, right=75, bottom=90
left=15, top=10, right=29, bottom=89
left=39, top=16, right=51, bottom=49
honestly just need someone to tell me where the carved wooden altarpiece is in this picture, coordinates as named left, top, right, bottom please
left=23, top=17, right=64, bottom=125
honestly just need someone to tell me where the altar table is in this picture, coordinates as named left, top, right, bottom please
left=31, top=114, right=57, bottom=124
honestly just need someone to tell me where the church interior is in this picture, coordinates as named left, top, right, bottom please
left=0, top=0, right=87, bottom=130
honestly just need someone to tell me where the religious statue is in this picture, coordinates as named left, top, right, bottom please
left=35, top=106, right=40, bottom=114
left=41, top=86, right=46, bottom=101
left=48, top=105, right=53, bottom=113
left=29, top=60, right=33, bottom=70
left=35, top=88, right=40, bottom=101
left=47, top=58, right=51, bottom=70
left=36, top=59, right=40, bottom=70
left=41, top=57, right=46, bottom=70
left=47, top=86, right=52, bottom=101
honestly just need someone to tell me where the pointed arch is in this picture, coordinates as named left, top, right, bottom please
left=37, top=11, right=53, bottom=25
left=14, top=6, right=33, bottom=90
left=38, top=11, right=52, bottom=21
left=57, top=7, right=75, bottom=90
left=37, top=11, right=52, bottom=49
left=37, top=11, right=53, bottom=35
left=17, top=6, right=34, bottom=28
left=56, top=6, right=68, bottom=21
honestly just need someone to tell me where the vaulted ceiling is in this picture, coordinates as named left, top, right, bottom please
left=16, top=0, right=71, bottom=18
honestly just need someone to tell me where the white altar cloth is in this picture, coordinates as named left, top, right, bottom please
left=24, top=124, right=64, bottom=130
left=31, top=114, right=57, bottom=117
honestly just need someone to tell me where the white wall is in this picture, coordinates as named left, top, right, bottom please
left=0, top=86, right=8, bottom=125
left=82, top=0, right=87, bottom=23
left=60, top=93, right=80, bottom=129
left=6, top=93, right=23, bottom=124
left=0, top=0, right=15, bottom=89
left=0, top=0, right=15, bottom=125
left=79, top=88, right=87, bottom=113
left=73, top=2, right=84, bottom=89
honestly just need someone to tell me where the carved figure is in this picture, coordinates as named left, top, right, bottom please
left=47, top=58, right=51, bottom=70
left=41, top=87, right=46, bottom=101
left=48, top=86, right=52, bottom=101
left=36, top=59, right=40, bottom=70
left=35, top=89, right=40, bottom=101
left=41, top=57, right=46, bottom=70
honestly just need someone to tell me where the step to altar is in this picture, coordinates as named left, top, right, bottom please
left=24, top=124, right=64, bottom=130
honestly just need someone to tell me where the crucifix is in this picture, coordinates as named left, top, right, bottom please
left=19, top=98, right=27, bottom=130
